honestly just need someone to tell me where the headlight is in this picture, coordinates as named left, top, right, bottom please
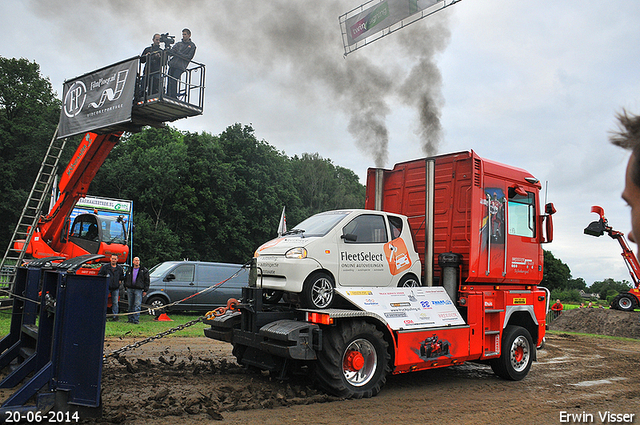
left=285, top=247, right=307, bottom=259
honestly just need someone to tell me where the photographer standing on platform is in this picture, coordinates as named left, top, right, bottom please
left=167, top=28, right=196, bottom=98
left=140, top=33, right=164, bottom=96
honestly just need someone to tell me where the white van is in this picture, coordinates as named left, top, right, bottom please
left=254, top=209, right=422, bottom=309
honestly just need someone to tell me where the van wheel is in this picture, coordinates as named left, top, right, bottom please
left=262, top=289, right=283, bottom=304
left=302, top=272, right=334, bottom=309
left=147, top=296, right=168, bottom=310
left=398, top=274, right=420, bottom=287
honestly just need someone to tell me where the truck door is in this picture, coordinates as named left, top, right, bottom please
left=504, top=187, right=539, bottom=282
left=478, top=179, right=507, bottom=280
left=68, top=214, right=100, bottom=254
left=338, top=213, right=393, bottom=286
left=478, top=178, right=540, bottom=283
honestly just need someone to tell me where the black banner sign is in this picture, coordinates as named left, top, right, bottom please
left=58, top=58, right=138, bottom=139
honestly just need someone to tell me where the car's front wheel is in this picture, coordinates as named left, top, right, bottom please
left=302, top=272, right=334, bottom=309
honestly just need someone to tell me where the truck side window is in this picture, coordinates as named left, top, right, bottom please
left=507, top=190, right=536, bottom=238
left=343, top=214, right=388, bottom=243
left=388, top=216, right=403, bottom=240
left=172, top=264, right=195, bottom=281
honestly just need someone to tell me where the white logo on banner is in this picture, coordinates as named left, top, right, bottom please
left=88, top=70, right=129, bottom=109
left=63, top=81, right=87, bottom=118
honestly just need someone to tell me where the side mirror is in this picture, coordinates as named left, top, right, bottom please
left=545, top=202, right=557, bottom=215
left=542, top=202, right=556, bottom=243
left=164, top=273, right=176, bottom=281
left=341, top=233, right=357, bottom=242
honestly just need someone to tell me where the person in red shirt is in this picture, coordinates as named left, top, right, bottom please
left=551, top=299, right=564, bottom=318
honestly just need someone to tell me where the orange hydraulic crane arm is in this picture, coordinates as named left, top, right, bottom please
left=585, top=206, right=640, bottom=289
left=39, top=131, right=123, bottom=243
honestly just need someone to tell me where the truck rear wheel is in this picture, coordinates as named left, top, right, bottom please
left=314, top=320, right=390, bottom=399
left=302, top=272, right=334, bottom=309
left=490, top=325, right=534, bottom=381
left=610, top=293, right=638, bottom=311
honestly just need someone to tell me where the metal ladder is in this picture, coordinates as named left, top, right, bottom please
left=0, top=127, right=66, bottom=290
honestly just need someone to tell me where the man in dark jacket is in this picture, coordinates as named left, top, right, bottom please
left=124, top=256, right=150, bottom=324
left=140, top=33, right=164, bottom=96
left=167, top=28, right=196, bottom=98
left=99, top=254, right=125, bottom=321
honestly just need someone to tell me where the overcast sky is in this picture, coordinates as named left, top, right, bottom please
left=2, top=0, right=640, bottom=286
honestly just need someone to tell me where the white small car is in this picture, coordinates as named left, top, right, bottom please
left=254, top=209, right=422, bottom=309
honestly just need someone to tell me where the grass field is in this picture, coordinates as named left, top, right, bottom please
left=0, top=308, right=210, bottom=339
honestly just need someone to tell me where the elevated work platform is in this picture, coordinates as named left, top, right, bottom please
left=58, top=54, right=205, bottom=138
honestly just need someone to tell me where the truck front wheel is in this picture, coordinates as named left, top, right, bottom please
left=611, top=293, right=638, bottom=311
left=314, top=320, right=390, bottom=399
left=490, top=325, right=534, bottom=381
left=302, top=272, right=334, bottom=309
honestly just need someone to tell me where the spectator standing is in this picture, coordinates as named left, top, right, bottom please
left=167, top=28, right=196, bottom=98
left=99, top=254, right=125, bottom=321
left=124, top=256, right=150, bottom=324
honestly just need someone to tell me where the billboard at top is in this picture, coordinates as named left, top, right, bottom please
left=344, top=0, right=441, bottom=46
left=58, top=57, right=138, bottom=139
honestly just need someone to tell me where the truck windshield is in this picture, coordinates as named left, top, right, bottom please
left=100, top=216, right=127, bottom=244
left=288, top=211, right=351, bottom=237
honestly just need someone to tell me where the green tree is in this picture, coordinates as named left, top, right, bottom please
left=541, top=250, right=571, bottom=291
left=289, top=153, right=365, bottom=223
left=0, top=56, right=61, bottom=250
left=566, top=277, right=587, bottom=291
left=550, top=288, right=583, bottom=303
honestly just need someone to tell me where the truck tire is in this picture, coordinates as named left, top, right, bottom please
left=302, top=272, right=334, bottom=309
left=610, top=293, right=638, bottom=311
left=490, top=325, right=534, bottom=381
left=398, top=274, right=420, bottom=287
left=314, top=320, right=390, bottom=399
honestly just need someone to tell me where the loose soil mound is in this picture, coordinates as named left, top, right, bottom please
left=549, top=307, right=640, bottom=339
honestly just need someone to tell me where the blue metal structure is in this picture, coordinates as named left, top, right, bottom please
left=0, top=255, right=108, bottom=418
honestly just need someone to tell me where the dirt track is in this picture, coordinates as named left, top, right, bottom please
left=90, top=309, right=640, bottom=424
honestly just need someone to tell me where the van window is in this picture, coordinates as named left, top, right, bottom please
left=150, top=262, right=174, bottom=277
left=172, top=264, right=195, bottom=281
left=343, top=214, right=388, bottom=243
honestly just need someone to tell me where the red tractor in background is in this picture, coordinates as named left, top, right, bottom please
left=584, top=206, right=640, bottom=311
